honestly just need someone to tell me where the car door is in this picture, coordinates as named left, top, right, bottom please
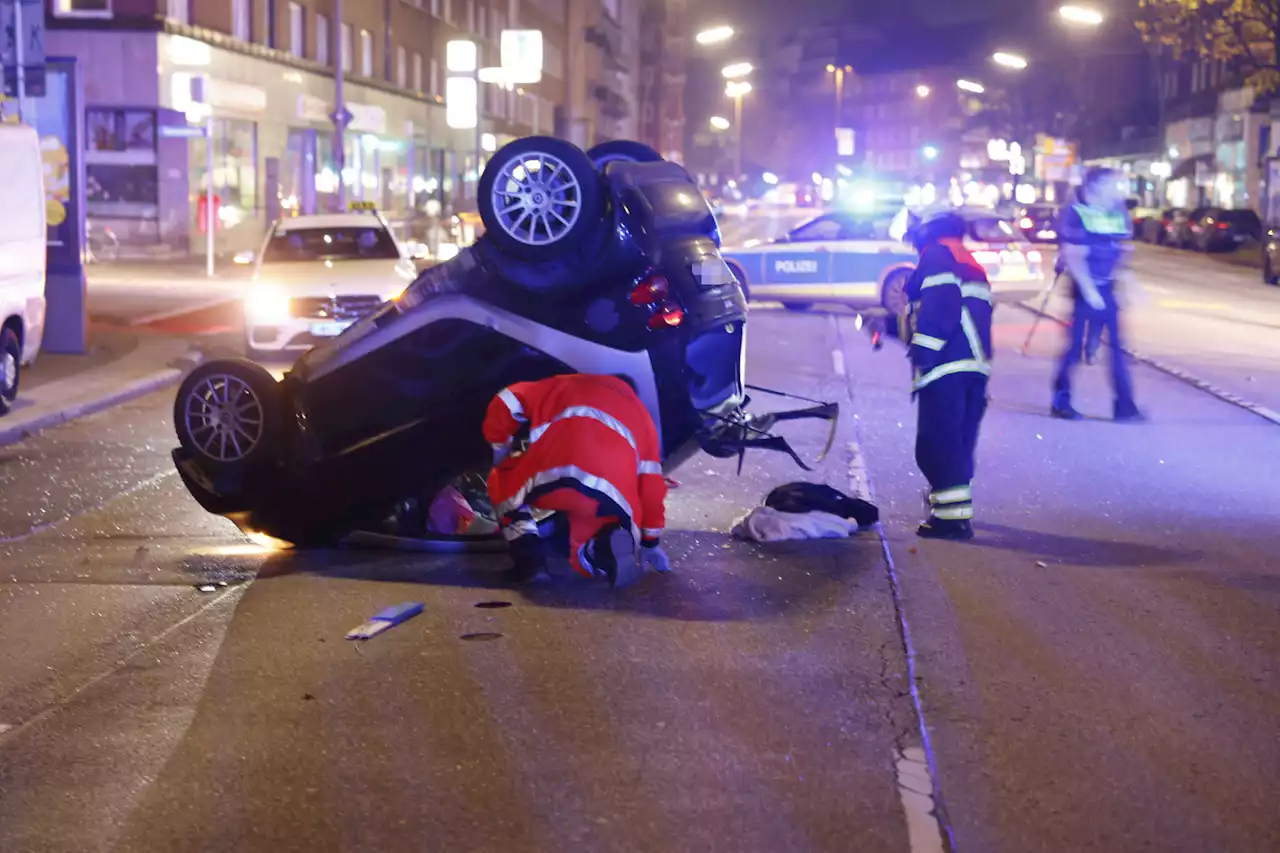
left=827, top=214, right=915, bottom=302
left=754, top=215, right=842, bottom=301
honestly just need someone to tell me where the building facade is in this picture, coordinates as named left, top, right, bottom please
left=35, top=0, right=593, bottom=260
left=637, top=0, right=684, bottom=163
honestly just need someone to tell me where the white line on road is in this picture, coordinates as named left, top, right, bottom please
left=129, top=297, right=240, bottom=327
left=895, top=747, right=948, bottom=853
left=832, top=348, right=847, bottom=376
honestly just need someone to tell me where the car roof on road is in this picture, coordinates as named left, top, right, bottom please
left=274, top=213, right=384, bottom=232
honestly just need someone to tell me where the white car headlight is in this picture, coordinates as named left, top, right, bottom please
left=245, top=287, right=292, bottom=324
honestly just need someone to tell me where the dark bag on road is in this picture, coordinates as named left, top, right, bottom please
left=765, top=482, right=879, bottom=527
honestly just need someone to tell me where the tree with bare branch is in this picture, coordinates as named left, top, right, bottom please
left=1137, top=0, right=1280, bottom=90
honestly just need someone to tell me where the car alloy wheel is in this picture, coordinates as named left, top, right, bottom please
left=183, top=373, right=266, bottom=463
left=490, top=151, right=584, bottom=247
left=0, top=327, right=20, bottom=413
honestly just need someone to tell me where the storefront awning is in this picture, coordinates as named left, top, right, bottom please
left=1170, top=153, right=1214, bottom=182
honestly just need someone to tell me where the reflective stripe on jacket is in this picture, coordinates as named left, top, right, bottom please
left=483, top=374, right=667, bottom=543
left=902, top=238, right=994, bottom=392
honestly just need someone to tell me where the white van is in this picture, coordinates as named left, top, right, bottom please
left=0, top=123, right=48, bottom=416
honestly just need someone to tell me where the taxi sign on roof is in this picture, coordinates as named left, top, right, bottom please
left=349, top=201, right=377, bottom=211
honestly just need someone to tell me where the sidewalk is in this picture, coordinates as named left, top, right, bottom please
left=0, top=326, right=202, bottom=447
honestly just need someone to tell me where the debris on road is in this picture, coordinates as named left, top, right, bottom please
left=764, top=482, right=880, bottom=527
left=460, top=632, right=504, bottom=642
left=732, top=506, right=858, bottom=543
left=1035, top=560, right=1049, bottom=568
left=194, top=581, right=229, bottom=593
left=474, top=601, right=513, bottom=609
left=346, top=602, right=425, bottom=641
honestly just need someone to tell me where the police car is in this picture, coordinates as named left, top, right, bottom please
left=722, top=205, right=1045, bottom=315
left=241, top=203, right=418, bottom=358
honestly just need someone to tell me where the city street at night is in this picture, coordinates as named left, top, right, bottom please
left=2, top=250, right=1278, bottom=852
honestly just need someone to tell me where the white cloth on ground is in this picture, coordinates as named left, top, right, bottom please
left=731, top=506, right=858, bottom=543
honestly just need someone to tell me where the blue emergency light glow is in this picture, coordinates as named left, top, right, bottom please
left=923, top=145, right=940, bottom=160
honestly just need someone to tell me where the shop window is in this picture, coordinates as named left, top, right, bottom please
left=397, top=46, right=407, bottom=87
left=53, top=0, right=112, bottom=17
left=341, top=24, right=353, bottom=70
left=191, top=119, right=259, bottom=216
left=430, top=58, right=439, bottom=96
left=360, top=29, right=373, bottom=77
left=87, top=165, right=159, bottom=219
left=289, top=3, right=305, bottom=57
left=316, top=14, right=329, bottom=65
left=87, top=109, right=156, bottom=153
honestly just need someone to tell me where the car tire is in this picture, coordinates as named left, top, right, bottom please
left=782, top=302, right=813, bottom=312
left=0, top=327, right=21, bottom=417
left=881, top=267, right=913, bottom=317
left=725, top=260, right=750, bottom=300
left=585, top=140, right=664, bottom=170
left=174, top=358, right=283, bottom=475
left=1265, top=251, right=1278, bottom=286
left=479, top=136, right=604, bottom=263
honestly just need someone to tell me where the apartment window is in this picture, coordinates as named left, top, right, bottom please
left=230, top=0, right=250, bottom=39
left=478, top=5, right=487, bottom=39
left=443, top=0, right=453, bottom=24
left=166, top=0, right=189, bottom=24
left=341, top=23, right=353, bottom=70
left=466, top=0, right=475, bottom=33
left=52, top=1, right=113, bottom=17
left=396, top=46, right=407, bottom=87
left=316, top=14, right=330, bottom=65
left=360, top=29, right=373, bottom=76
left=431, top=0, right=442, bottom=16
left=412, top=52, right=423, bottom=91
left=289, top=3, right=305, bottom=57
left=430, top=58, right=440, bottom=96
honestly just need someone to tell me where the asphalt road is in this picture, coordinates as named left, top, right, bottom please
left=3, top=287, right=1279, bottom=851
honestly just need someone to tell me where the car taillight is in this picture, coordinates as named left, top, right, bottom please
left=1019, top=217, right=1033, bottom=229
left=1216, top=221, right=1229, bottom=230
left=630, top=274, right=670, bottom=305
left=647, top=306, right=684, bottom=330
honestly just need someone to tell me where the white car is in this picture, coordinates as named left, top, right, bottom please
left=242, top=209, right=418, bottom=358
left=0, top=124, right=48, bottom=416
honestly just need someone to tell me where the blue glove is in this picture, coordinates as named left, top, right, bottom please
left=642, top=543, right=672, bottom=573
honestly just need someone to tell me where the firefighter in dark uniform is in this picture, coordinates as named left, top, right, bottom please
left=1051, top=167, right=1144, bottom=421
left=898, top=209, right=994, bottom=540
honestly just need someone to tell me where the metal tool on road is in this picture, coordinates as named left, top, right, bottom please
left=1021, top=275, right=1062, bottom=356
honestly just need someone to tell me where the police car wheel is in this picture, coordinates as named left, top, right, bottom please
left=881, top=268, right=912, bottom=316
left=479, top=136, right=603, bottom=263
left=174, top=358, right=283, bottom=473
left=585, top=140, right=663, bottom=171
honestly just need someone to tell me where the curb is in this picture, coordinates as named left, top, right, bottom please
left=0, top=348, right=205, bottom=447
left=1015, top=302, right=1280, bottom=427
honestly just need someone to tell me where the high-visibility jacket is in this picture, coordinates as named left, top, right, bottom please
left=483, top=374, right=667, bottom=545
left=899, top=237, right=994, bottom=393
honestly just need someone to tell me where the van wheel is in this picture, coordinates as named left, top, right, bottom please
left=881, top=267, right=913, bottom=317
left=0, top=327, right=21, bottom=417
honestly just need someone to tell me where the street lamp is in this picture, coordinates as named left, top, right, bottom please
left=1058, top=5, right=1104, bottom=26
left=696, top=25, right=735, bottom=45
left=710, top=115, right=730, bottom=131
left=721, top=61, right=753, bottom=79
left=725, top=80, right=753, bottom=179
left=992, top=51, right=1028, bottom=70
left=957, top=79, right=985, bottom=94
left=916, top=84, right=931, bottom=98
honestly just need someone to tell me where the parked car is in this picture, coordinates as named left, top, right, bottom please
left=170, top=137, right=835, bottom=546
left=1140, top=208, right=1184, bottom=244
left=1017, top=204, right=1060, bottom=243
left=0, top=123, right=47, bottom=417
left=1191, top=208, right=1261, bottom=252
left=1166, top=207, right=1209, bottom=248
left=721, top=205, right=1044, bottom=315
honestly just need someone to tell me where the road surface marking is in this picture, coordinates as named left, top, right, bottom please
left=831, top=348, right=847, bottom=376
left=895, top=747, right=948, bottom=853
left=130, top=297, right=240, bottom=327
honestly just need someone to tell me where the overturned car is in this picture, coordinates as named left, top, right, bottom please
left=171, top=137, right=837, bottom=546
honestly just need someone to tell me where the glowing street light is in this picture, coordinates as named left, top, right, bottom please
left=725, top=81, right=753, bottom=179
left=992, top=52, right=1028, bottom=70
left=1059, top=5, right=1104, bottom=26
left=721, top=61, right=753, bottom=79
left=710, top=115, right=730, bottom=131
left=725, top=80, right=753, bottom=99
left=957, top=79, right=985, bottom=94
left=922, top=145, right=940, bottom=161
left=916, top=84, right=931, bottom=98
left=696, top=25, right=735, bottom=45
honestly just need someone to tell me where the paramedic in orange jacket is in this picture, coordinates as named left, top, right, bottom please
left=482, top=373, right=671, bottom=588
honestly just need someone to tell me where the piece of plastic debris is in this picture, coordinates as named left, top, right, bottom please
left=346, top=602, right=425, bottom=640
left=460, top=632, right=504, bottom=642
left=908, top=547, right=918, bottom=554
left=665, top=477, right=682, bottom=488
left=302, top=693, right=316, bottom=701
left=1035, top=561, right=1048, bottom=568
left=474, top=601, right=512, bottom=609
left=194, top=581, right=228, bottom=593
